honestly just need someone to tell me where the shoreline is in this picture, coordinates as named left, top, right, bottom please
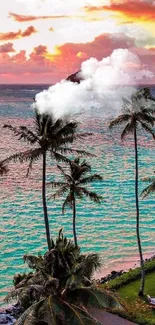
left=93, top=251, right=155, bottom=280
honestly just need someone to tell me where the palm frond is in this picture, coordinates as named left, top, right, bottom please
left=78, top=175, right=103, bottom=185
left=109, top=114, right=130, bottom=129
left=121, top=121, right=135, bottom=139
left=61, top=299, right=98, bottom=325
left=23, top=255, right=44, bottom=270
left=62, top=193, right=73, bottom=213
left=142, top=176, right=155, bottom=182
left=79, top=254, right=101, bottom=279
left=139, top=121, right=155, bottom=139
left=70, top=160, right=92, bottom=180
left=78, top=187, right=102, bottom=203
left=3, top=148, right=43, bottom=164
left=52, top=151, right=71, bottom=164
left=138, top=112, right=155, bottom=126
left=52, top=185, right=69, bottom=200
left=47, top=181, right=66, bottom=188
left=68, top=287, right=122, bottom=311
left=3, top=124, right=39, bottom=144
left=15, top=300, right=45, bottom=325
left=0, top=163, right=8, bottom=176
left=141, top=182, right=155, bottom=198
left=57, top=147, right=94, bottom=158
left=56, top=121, right=78, bottom=136
left=57, top=164, right=70, bottom=178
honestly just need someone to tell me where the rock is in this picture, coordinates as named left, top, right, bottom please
left=0, top=304, right=19, bottom=325
left=99, top=269, right=126, bottom=284
left=0, top=313, right=16, bottom=324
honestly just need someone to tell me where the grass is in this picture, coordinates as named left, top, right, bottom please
left=116, top=271, right=155, bottom=324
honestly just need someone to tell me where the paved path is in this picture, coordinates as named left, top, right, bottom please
left=90, top=309, right=137, bottom=325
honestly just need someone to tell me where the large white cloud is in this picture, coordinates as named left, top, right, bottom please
left=34, top=48, right=154, bottom=121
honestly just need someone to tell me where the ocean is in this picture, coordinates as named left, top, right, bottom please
left=0, top=84, right=155, bottom=305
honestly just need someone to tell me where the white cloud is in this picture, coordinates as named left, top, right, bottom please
left=34, top=49, right=154, bottom=120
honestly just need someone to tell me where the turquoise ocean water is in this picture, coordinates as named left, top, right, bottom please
left=0, top=85, right=155, bottom=305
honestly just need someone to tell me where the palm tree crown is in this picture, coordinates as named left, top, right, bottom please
left=6, top=230, right=121, bottom=325
left=50, top=158, right=103, bottom=213
left=2, top=111, right=90, bottom=170
left=49, top=158, right=103, bottom=246
left=109, top=90, right=155, bottom=139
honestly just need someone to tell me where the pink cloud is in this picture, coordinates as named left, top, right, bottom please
left=0, top=32, right=155, bottom=83
left=0, top=26, right=37, bottom=41
left=0, top=42, right=15, bottom=53
left=9, top=12, right=69, bottom=22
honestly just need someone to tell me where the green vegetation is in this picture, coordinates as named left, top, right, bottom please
left=104, top=259, right=155, bottom=290
left=116, top=272, right=155, bottom=325
left=6, top=230, right=121, bottom=325
left=48, top=157, right=102, bottom=246
left=100, top=262, right=155, bottom=324
left=109, top=88, right=155, bottom=296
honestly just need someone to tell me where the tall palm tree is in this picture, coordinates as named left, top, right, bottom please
left=109, top=89, right=155, bottom=296
left=49, top=158, right=103, bottom=246
left=141, top=172, right=155, bottom=198
left=1, top=111, right=91, bottom=251
left=6, top=230, right=121, bottom=325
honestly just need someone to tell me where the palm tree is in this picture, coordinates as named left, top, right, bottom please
left=141, top=172, right=155, bottom=198
left=48, top=158, right=103, bottom=247
left=6, top=230, right=121, bottom=325
left=1, top=111, right=91, bottom=251
left=109, top=88, right=155, bottom=296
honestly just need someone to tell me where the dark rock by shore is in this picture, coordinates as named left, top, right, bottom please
left=98, top=269, right=125, bottom=284
left=0, top=304, right=21, bottom=325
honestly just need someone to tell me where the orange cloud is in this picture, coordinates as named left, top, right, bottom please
left=0, top=33, right=136, bottom=82
left=0, top=42, right=15, bottom=53
left=0, top=26, right=37, bottom=41
left=0, top=32, right=155, bottom=84
left=9, top=12, right=70, bottom=22
left=85, top=1, right=155, bottom=22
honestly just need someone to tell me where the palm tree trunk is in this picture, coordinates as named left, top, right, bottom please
left=42, top=151, right=51, bottom=251
left=73, top=194, right=78, bottom=247
left=134, top=127, right=145, bottom=296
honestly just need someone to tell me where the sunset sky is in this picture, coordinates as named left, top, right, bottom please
left=0, top=0, right=155, bottom=84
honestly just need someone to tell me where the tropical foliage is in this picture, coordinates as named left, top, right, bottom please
left=48, top=158, right=103, bottom=246
left=109, top=88, right=155, bottom=296
left=6, top=230, right=121, bottom=325
left=1, top=110, right=91, bottom=250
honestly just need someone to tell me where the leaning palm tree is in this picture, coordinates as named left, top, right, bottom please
left=141, top=172, right=155, bottom=198
left=6, top=230, right=121, bottom=325
left=109, top=88, right=155, bottom=296
left=1, top=111, right=91, bottom=251
left=48, top=158, right=102, bottom=246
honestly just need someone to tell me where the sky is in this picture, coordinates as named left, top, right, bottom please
left=0, top=0, right=155, bottom=84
